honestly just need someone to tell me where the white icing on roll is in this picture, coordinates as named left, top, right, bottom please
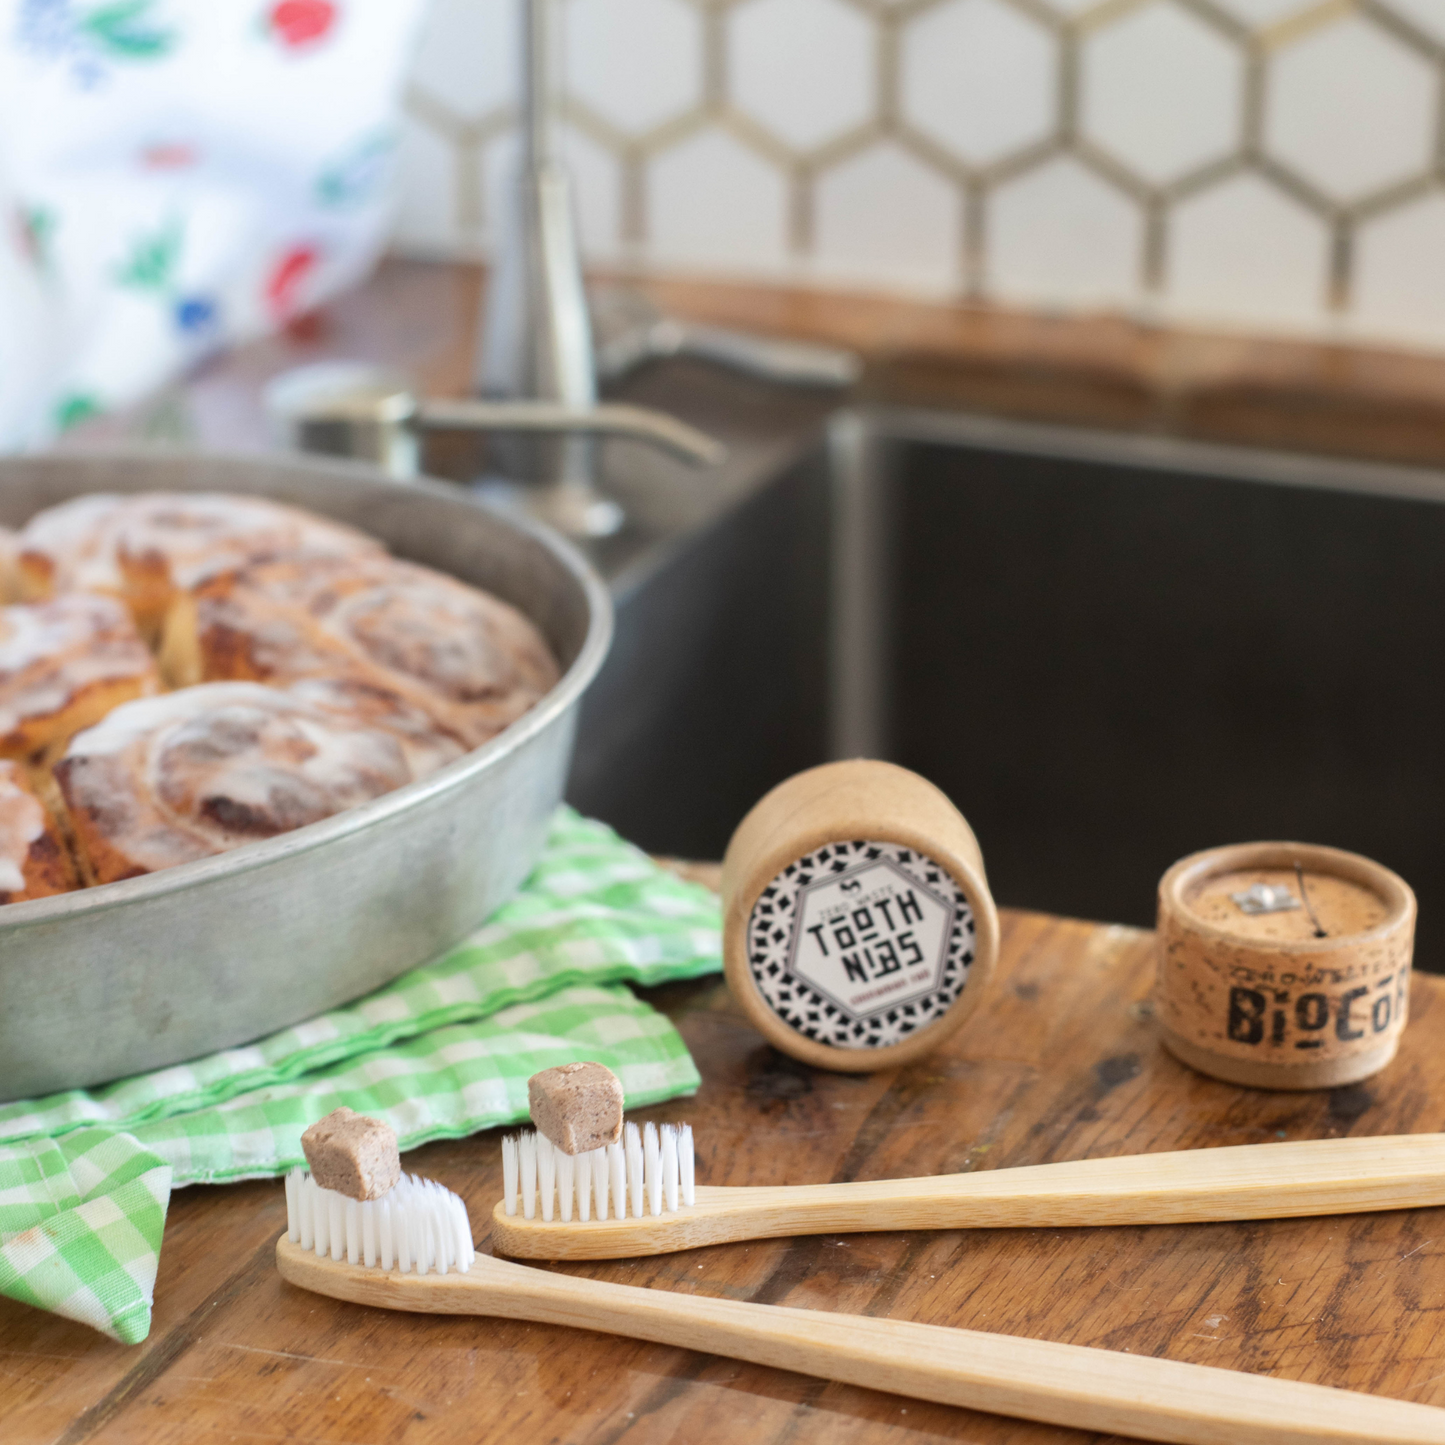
left=15, top=494, right=125, bottom=593
left=331, top=576, right=523, bottom=700
left=0, top=594, right=155, bottom=738
left=19, top=492, right=382, bottom=596
left=192, top=555, right=559, bottom=749
left=64, top=684, right=276, bottom=758
left=0, top=761, right=45, bottom=894
left=63, top=683, right=414, bottom=866
left=283, top=675, right=466, bottom=779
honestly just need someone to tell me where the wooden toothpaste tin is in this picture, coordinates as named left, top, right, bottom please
left=1156, top=841, right=1415, bottom=1090
left=722, top=760, right=999, bottom=1071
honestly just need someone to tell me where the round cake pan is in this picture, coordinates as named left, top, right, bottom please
left=0, top=450, right=612, bottom=1102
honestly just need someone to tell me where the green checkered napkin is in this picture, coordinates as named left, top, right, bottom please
left=0, top=809, right=722, bottom=1344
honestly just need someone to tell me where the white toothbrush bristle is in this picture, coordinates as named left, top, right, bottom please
left=283, top=1168, right=474, bottom=1275
left=644, top=1122, right=662, bottom=1218
left=592, top=1148, right=610, bottom=1220
left=501, top=1134, right=518, bottom=1218
left=661, top=1124, right=679, bottom=1214
left=328, top=1191, right=345, bottom=1262
left=577, top=1146, right=593, bottom=1222
left=626, top=1122, right=643, bottom=1218
left=495, top=1118, right=698, bottom=1224
left=608, top=1139, right=626, bottom=1220
left=557, top=1149, right=575, bottom=1222
left=379, top=1195, right=394, bottom=1271
left=539, top=1133, right=557, bottom=1223
left=680, top=1124, right=695, bottom=1207
left=519, top=1133, right=538, bottom=1221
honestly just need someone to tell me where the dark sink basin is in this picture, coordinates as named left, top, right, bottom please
left=875, top=411, right=1445, bottom=970
left=572, top=402, right=1445, bottom=972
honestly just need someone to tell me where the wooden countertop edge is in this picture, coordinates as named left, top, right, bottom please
left=599, top=268, right=1445, bottom=469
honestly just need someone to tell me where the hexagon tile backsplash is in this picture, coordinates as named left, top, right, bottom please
left=394, top=0, right=1445, bottom=350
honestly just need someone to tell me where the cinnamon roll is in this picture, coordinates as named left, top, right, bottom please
left=0, top=760, right=79, bottom=903
left=162, top=553, right=560, bottom=749
left=1, top=593, right=160, bottom=764
left=280, top=674, right=466, bottom=780
left=14, top=492, right=384, bottom=640
left=0, top=527, right=17, bottom=602
left=54, top=683, right=420, bottom=885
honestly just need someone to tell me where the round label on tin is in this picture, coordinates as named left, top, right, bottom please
left=746, top=839, right=976, bottom=1051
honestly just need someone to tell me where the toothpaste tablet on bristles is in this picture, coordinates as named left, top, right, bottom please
left=526, top=1060, right=625, bottom=1156
left=500, top=1120, right=695, bottom=1220
left=300, top=1106, right=401, bottom=1202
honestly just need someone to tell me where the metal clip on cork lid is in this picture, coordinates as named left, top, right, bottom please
left=721, top=760, right=1000, bottom=1072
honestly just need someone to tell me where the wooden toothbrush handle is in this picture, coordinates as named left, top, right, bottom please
left=277, top=1239, right=1445, bottom=1444
left=490, top=1133, right=1445, bottom=1259
left=741, top=1132, right=1445, bottom=1235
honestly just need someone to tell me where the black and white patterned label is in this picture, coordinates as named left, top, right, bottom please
left=746, top=839, right=975, bottom=1050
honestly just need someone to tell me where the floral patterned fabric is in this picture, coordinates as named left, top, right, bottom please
left=0, top=0, right=429, bottom=449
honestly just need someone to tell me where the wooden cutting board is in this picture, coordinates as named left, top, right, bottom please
left=6, top=895, right=1444, bottom=1444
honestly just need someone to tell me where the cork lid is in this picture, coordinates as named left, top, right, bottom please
left=1160, top=841, right=1414, bottom=951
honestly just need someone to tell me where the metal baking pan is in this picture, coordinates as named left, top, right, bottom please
left=0, top=451, right=612, bottom=1102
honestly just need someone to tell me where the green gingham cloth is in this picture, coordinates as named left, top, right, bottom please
left=0, top=809, right=722, bottom=1345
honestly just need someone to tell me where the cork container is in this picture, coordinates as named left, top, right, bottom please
left=722, top=760, right=999, bottom=1071
left=1156, top=841, right=1415, bottom=1090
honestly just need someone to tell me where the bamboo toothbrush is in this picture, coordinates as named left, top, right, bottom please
left=277, top=1165, right=1445, bottom=1445
left=489, top=1123, right=1445, bottom=1260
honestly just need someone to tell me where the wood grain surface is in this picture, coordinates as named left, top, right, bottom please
left=5, top=905, right=1445, bottom=1445
left=627, top=270, right=1445, bottom=469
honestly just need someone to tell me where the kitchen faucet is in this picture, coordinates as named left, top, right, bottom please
left=474, top=0, right=859, bottom=536
left=268, top=0, right=855, bottom=534
left=475, top=0, right=623, bottom=537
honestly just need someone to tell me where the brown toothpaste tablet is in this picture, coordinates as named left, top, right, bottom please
left=301, top=1106, right=402, bottom=1201
left=528, top=1062, right=625, bottom=1155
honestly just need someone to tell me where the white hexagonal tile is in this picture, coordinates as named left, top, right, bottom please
left=1166, top=173, right=1328, bottom=327
left=482, top=126, right=619, bottom=260
left=900, top=0, right=1057, bottom=168
left=813, top=143, right=960, bottom=291
left=561, top=124, right=624, bottom=260
left=1368, top=0, right=1445, bottom=45
left=565, top=0, right=703, bottom=137
left=1080, top=2, right=1243, bottom=187
left=1265, top=15, right=1435, bottom=202
left=482, top=129, right=523, bottom=252
left=986, top=156, right=1142, bottom=305
left=1354, top=193, right=1445, bottom=345
left=647, top=128, right=790, bottom=271
left=392, top=111, right=464, bottom=253
left=730, top=0, right=875, bottom=152
left=409, top=0, right=517, bottom=121
left=1205, top=0, right=1315, bottom=27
